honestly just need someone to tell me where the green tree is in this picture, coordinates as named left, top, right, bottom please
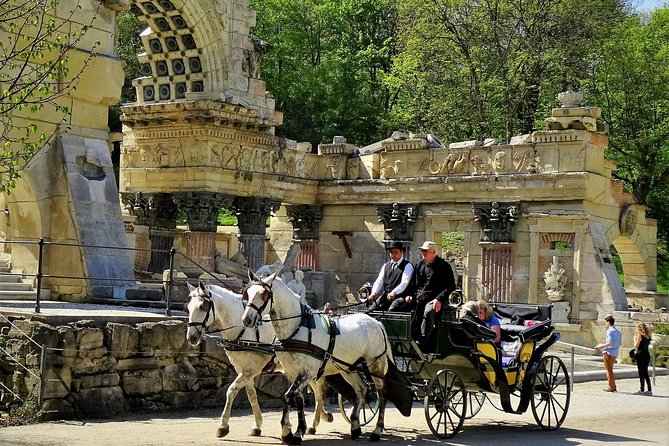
left=389, top=0, right=628, bottom=143
left=0, top=0, right=99, bottom=192
left=583, top=8, right=669, bottom=249
left=250, top=0, right=399, bottom=148
left=108, top=10, right=143, bottom=133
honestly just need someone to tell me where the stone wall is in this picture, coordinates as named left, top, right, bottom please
left=0, top=317, right=287, bottom=419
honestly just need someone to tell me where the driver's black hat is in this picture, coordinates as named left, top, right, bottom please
left=386, top=241, right=404, bottom=250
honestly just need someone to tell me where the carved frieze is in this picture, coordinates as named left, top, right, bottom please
left=377, top=203, right=417, bottom=241
left=286, top=205, right=323, bottom=241
left=472, top=202, right=519, bottom=242
left=173, top=192, right=234, bottom=232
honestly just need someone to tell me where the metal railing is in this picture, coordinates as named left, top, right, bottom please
left=0, top=238, right=237, bottom=316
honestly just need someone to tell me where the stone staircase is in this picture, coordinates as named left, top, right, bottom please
left=0, top=254, right=38, bottom=300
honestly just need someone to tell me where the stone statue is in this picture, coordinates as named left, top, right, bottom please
left=287, top=269, right=307, bottom=304
left=543, top=256, right=567, bottom=301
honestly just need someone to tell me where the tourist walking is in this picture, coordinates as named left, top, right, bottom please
left=595, top=315, right=622, bottom=392
left=367, top=241, right=414, bottom=312
left=633, top=322, right=652, bottom=395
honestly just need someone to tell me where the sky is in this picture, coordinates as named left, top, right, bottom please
left=637, top=0, right=666, bottom=11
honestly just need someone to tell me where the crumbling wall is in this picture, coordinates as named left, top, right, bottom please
left=0, top=318, right=287, bottom=419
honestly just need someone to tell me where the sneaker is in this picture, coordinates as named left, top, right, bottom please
left=645, top=391, right=653, bottom=396
left=603, top=388, right=616, bottom=392
left=633, top=390, right=645, bottom=395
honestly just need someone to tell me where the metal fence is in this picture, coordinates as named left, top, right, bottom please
left=0, top=238, right=237, bottom=316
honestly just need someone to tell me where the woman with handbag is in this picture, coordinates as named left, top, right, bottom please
left=633, top=322, right=652, bottom=395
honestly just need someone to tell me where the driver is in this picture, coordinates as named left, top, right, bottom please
left=367, top=241, right=414, bottom=312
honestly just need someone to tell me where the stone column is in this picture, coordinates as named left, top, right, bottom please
left=173, top=192, right=234, bottom=273
left=286, top=204, right=323, bottom=270
left=233, top=197, right=280, bottom=271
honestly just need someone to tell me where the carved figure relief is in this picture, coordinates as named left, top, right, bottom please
left=620, top=205, right=637, bottom=237
left=512, top=149, right=532, bottom=172
left=470, top=154, right=491, bottom=175
left=175, top=144, right=186, bottom=166
left=346, top=156, right=360, bottom=179
left=543, top=256, right=568, bottom=301
left=328, top=158, right=343, bottom=179
left=493, top=151, right=506, bottom=173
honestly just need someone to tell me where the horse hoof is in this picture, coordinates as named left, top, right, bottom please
left=290, top=436, right=302, bottom=445
left=249, top=428, right=261, bottom=436
left=281, top=433, right=294, bottom=445
left=216, top=426, right=230, bottom=438
left=306, top=427, right=316, bottom=435
left=325, top=412, right=334, bottom=423
left=369, top=433, right=381, bottom=442
left=351, top=428, right=362, bottom=440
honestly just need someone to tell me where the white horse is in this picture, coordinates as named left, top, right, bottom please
left=185, top=281, right=333, bottom=438
left=242, top=272, right=392, bottom=444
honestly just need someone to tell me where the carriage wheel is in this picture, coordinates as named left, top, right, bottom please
left=465, top=391, right=485, bottom=419
left=531, top=355, right=571, bottom=430
left=337, top=387, right=379, bottom=426
left=424, top=369, right=466, bottom=438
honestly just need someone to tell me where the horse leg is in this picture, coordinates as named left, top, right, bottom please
left=217, top=372, right=254, bottom=437
left=341, top=372, right=367, bottom=440
left=368, top=370, right=388, bottom=442
left=282, top=372, right=310, bottom=445
left=306, top=379, right=333, bottom=435
left=245, top=382, right=263, bottom=436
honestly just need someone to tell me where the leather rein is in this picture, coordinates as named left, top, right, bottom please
left=244, top=279, right=387, bottom=380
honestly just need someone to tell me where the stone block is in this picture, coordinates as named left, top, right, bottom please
left=75, top=386, right=125, bottom=417
left=42, top=368, right=72, bottom=399
left=117, top=357, right=157, bottom=371
left=121, top=369, right=162, bottom=396
left=137, top=322, right=168, bottom=350
left=106, top=323, right=139, bottom=359
left=162, top=361, right=198, bottom=392
left=162, top=391, right=201, bottom=408
left=75, top=327, right=104, bottom=352
left=76, top=372, right=120, bottom=390
left=72, top=356, right=117, bottom=375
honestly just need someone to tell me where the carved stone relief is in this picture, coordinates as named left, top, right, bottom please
left=472, top=201, right=519, bottom=242
left=286, top=205, right=323, bottom=240
left=377, top=203, right=417, bottom=242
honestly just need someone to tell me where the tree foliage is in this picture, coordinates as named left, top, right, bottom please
left=250, top=0, right=400, bottom=148
left=389, top=0, right=628, bottom=142
left=0, top=0, right=99, bottom=192
left=583, top=9, right=669, bottom=246
left=108, top=10, right=143, bottom=133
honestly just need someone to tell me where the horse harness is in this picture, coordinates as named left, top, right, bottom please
left=245, top=279, right=388, bottom=380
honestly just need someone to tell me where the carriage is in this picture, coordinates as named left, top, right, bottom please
left=338, top=294, right=571, bottom=438
left=189, top=276, right=570, bottom=443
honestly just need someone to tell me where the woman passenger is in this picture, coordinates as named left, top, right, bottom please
left=477, top=299, right=501, bottom=343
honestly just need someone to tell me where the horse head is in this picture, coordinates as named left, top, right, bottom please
left=241, top=269, right=278, bottom=328
left=185, top=280, right=215, bottom=346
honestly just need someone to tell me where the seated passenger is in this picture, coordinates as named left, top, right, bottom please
left=461, top=301, right=486, bottom=326
left=477, top=299, right=501, bottom=343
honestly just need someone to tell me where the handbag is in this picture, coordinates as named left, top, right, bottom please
left=628, top=348, right=637, bottom=361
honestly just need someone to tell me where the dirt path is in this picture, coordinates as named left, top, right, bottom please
left=1, top=376, right=668, bottom=446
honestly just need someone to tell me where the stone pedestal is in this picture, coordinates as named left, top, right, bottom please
left=552, top=301, right=571, bottom=323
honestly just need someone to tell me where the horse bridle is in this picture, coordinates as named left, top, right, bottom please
left=242, top=280, right=274, bottom=316
left=187, top=290, right=216, bottom=339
